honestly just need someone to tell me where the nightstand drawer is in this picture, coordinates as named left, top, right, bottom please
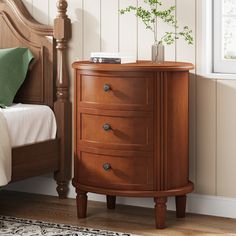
left=79, top=113, right=153, bottom=151
left=77, top=72, right=154, bottom=111
left=77, top=152, right=154, bottom=190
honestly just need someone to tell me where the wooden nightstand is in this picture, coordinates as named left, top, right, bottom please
left=72, top=61, right=194, bottom=229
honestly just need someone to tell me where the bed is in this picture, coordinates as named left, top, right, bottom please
left=0, top=0, right=72, bottom=198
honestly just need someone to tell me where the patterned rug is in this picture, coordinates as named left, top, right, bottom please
left=0, top=215, right=136, bottom=236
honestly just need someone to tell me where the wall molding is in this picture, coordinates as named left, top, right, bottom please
left=186, top=194, right=236, bottom=218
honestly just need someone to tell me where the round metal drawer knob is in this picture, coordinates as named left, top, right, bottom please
left=103, top=84, right=111, bottom=92
left=103, top=163, right=111, bottom=171
left=103, top=123, right=111, bottom=131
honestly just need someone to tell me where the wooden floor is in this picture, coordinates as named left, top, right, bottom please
left=0, top=191, right=236, bottom=235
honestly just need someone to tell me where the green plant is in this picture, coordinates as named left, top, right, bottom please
left=119, top=0, right=193, bottom=46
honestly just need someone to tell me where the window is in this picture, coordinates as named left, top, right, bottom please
left=214, top=0, right=236, bottom=73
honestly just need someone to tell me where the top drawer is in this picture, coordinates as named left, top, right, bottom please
left=76, top=71, right=154, bottom=111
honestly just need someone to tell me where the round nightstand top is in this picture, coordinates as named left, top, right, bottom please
left=72, top=60, right=194, bottom=72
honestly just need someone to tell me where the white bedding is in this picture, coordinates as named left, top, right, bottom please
left=0, top=110, right=11, bottom=186
left=0, top=104, right=57, bottom=186
left=2, top=103, right=57, bottom=147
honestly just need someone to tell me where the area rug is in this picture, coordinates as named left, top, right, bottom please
left=0, top=215, right=136, bottom=236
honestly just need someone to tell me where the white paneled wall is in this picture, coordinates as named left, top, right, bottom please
left=22, top=0, right=195, bottom=61
left=217, top=81, right=236, bottom=197
left=15, top=0, right=236, bottom=202
left=101, top=0, right=119, bottom=52
left=83, top=0, right=101, bottom=59
left=119, top=0, right=138, bottom=57
left=176, top=0, right=196, bottom=64
left=137, top=0, right=154, bottom=60
left=196, top=77, right=217, bottom=195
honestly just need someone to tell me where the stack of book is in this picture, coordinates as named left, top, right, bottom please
left=90, top=52, right=136, bottom=64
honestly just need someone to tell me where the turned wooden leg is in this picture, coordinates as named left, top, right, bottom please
left=56, top=181, right=69, bottom=199
left=106, top=195, right=116, bottom=209
left=154, top=197, right=167, bottom=229
left=175, top=195, right=187, bottom=218
left=76, top=190, right=88, bottom=218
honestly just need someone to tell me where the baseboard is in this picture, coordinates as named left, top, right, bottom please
left=6, top=177, right=236, bottom=219
left=186, top=193, right=236, bottom=218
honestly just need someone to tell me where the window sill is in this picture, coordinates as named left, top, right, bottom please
left=197, top=73, right=236, bottom=80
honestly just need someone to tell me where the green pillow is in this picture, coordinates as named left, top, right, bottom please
left=0, top=47, right=34, bottom=108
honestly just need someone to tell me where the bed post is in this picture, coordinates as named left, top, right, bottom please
left=53, top=0, right=72, bottom=198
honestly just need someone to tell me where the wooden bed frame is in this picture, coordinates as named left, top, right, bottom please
left=0, top=0, right=72, bottom=198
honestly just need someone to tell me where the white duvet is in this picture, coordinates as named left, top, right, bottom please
left=0, top=104, right=57, bottom=187
left=2, top=104, right=57, bottom=147
left=0, top=109, right=11, bottom=186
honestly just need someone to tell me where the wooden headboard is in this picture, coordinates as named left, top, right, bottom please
left=0, top=0, right=71, bottom=109
left=0, top=0, right=72, bottom=192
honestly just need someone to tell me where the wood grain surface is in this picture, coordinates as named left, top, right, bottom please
left=73, top=61, right=194, bottom=228
left=0, top=191, right=235, bottom=236
left=72, top=61, right=194, bottom=72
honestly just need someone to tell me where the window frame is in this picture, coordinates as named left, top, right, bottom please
left=214, top=0, right=236, bottom=74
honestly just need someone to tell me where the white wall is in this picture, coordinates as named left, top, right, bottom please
left=6, top=0, right=236, bottom=218
left=22, top=0, right=196, bottom=61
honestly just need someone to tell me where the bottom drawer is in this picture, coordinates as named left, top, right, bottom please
left=77, top=152, right=154, bottom=190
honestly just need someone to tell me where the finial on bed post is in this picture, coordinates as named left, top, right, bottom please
left=53, top=0, right=72, bottom=199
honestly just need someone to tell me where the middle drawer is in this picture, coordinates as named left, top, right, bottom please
left=78, top=112, right=154, bottom=151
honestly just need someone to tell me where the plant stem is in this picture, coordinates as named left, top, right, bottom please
left=154, top=3, right=158, bottom=42
left=154, top=19, right=157, bottom=42
left=153, top=22, right=157, bottom=42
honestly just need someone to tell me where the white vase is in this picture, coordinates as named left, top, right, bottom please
left=152, top=42, right=165, bottom=63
